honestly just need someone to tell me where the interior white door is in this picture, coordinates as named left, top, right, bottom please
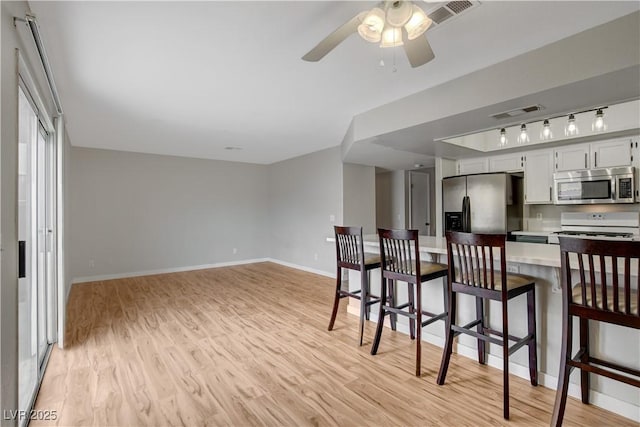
left=410, top=171, right=431, bottom=235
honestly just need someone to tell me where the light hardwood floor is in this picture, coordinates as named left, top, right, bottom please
left=33, top=262, right=633, bottom=426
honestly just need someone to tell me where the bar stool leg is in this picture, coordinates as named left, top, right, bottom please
left=388, top=280, right=397, bottom=331
left=527, top=288, right=538, bottom=386
left=579, top=318, right=590, bottom=403
left=328, top=266, right=342, bottom=331
left=551, top=305, right=574, bottom=427
left=476, top=296, right=486, bottom=365
left=408, top=283, right=416, bottom=340
left=502, top=300, right=510, bottom=420
left=437, top=291, right=456, bottom=385
left=358, top=266, right=367, bottom=346
left=415, top=282, right=422, bottom=377
left=371, top=277, right=388, bottom=355
left=365, top=270, right=372, bottom=321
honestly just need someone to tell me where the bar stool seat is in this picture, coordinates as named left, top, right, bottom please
left=370, top=228, right=448, bottom=377
left=363, top=254, right=382, bottom=266
left=571, top=284, right=638, bottom=313
left=328, top=226, right=382, bottom=346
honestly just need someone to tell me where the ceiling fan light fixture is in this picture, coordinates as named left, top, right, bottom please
left=357, top=7, right=385, bottom=43
left=405, top=5, right=432, bottom=40
left=385, top=1, right=414, bottom=27
left=380, top=26, right=403, bottom=48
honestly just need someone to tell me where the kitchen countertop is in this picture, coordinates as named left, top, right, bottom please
left=362, top=235, right=562, bottom=268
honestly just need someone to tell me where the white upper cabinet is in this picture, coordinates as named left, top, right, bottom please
left=489, top=153, right=524, bottom=172
left=524, top=149, right=554, bottom=204
left=590, top=138, right=633, bottom=168
left=554, top=143, right=590, bottom=171
left=554, top=138, right=633, bottom=171
left=457, top=157, right=488, bottom=175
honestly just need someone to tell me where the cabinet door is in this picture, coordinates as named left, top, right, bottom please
left=489, top=153, right=524, bottom=172
left=457, top=157, right=488, bottom=175
left=555, top=143, right=590, bottom=171
left=591, top=138, right=633, bottom=168
left=524, top=149, right=554, bottom=204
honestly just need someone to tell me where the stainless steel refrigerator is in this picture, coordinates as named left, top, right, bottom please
left=442, top=172, right=523, bottom=234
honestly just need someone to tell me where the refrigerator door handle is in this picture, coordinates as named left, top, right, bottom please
left=462, top=196, right=471, bottom=232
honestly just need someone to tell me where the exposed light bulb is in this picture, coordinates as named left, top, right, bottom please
left=565, top=114, right=579, bottom=136
left=540, top=119, right=553, bottom=140
left=592, top=108, right=607, bottom=132
left=380, top=26, right=403, bottom=48
left=499, top=128, right=508, bottom=147
left=405, top=5, right=432, bottom=40
left=357, top=8, right=385, bottom=43
left=517, top=124, right=530, bottom=144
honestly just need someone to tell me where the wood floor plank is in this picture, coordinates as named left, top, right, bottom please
left=31, top=262, right=636, bottom=426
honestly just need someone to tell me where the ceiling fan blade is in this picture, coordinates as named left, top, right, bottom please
left=403, top=32, right=435, bottom=68
left=302, top=11, right=367, bottom=62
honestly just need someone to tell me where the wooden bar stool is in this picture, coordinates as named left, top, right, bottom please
left=328, top=226, right=382, bottom=346
left=437, top=231, right=538, bottom=420
left=370, top=228, right=448, bottom=377
left=551, top=237, right=640, bottom=426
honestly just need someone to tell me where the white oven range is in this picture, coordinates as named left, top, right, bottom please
left=547, top=212, right=640, bottom=244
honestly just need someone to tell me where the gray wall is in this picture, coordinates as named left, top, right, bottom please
left=268, top=147, right=343, bottom=274
left=1, top=2, right=21, bottom=420
left=375, top=170, right=409, bottom=230
left=2, top=1, right=59, bottom=422
left=343, top=163, right=376, bottom=234
left=70, top=148, right=269, bottom=279
left=375, top=171, right=392, bottom=229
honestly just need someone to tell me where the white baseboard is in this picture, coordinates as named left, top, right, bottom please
left=71, top=258, right=270, bottom=284
left=346, top=301, right=639, bottom=422
left=266, top=258, right=335, bottom=278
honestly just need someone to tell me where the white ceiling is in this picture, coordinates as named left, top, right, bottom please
left=29, top=1, right=640, bottom=164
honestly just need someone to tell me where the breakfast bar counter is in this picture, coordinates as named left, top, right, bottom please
left=361, top=234, right=562, bottom=267
left=345, top=235, right=639, bottom=422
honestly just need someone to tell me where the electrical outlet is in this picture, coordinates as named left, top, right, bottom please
left=536, top=213, right=542, bottom=220
left=89, top=259, right=95, bottom=268
left=233, top=248, right=237, bottom=254
left=314, top=253, right=319, bottom=261
left=329, top=214, right=335, bottom=223
left=507, top=264, right=519, bottom=274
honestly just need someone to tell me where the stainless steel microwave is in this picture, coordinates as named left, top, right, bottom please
left=553, top=167, right=636, bottom=204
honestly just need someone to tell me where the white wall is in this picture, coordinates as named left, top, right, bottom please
left=268, top=147, right=343, bottom=275
left=343, top=163, right=376, bottom=234
left=70, top=148, right=269, bottom=280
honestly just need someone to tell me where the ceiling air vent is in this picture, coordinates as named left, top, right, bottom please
left=490, top=105, right=544, bottom=120
left=426, top=1, right=481, bottom=27
left=446, top=1, right=474, bottom=15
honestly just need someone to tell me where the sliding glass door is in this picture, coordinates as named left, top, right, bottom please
left=18, top=84, right=56, bottom=420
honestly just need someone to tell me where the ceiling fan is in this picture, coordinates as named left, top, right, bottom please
left=302, top=0, right=435, bottom=68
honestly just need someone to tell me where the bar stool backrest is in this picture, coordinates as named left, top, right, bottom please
left=446, top=231, right=507, bottom=293
left=378, top=228, right=421, bottom=283
left=335, top=226, right=365, bottom=270
left=559, top=237, right=640, bottom=327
